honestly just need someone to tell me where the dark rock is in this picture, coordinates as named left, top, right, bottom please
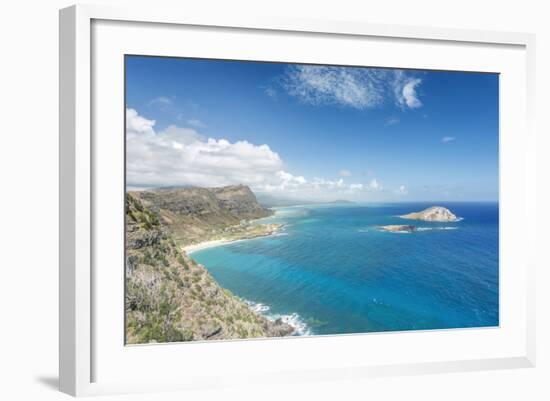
left=201, top=323, right=223, bottom=339
left=265, top=318, right=294, bottom=337
left=129, top=229, right=164, bottom=249
left=378, top=225, right=416, bottom=233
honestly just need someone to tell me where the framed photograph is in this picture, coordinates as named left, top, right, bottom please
left=59, top=4, right=536, bottom=396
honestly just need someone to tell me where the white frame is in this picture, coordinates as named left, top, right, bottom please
left=59, top=4, right=536, bottom=397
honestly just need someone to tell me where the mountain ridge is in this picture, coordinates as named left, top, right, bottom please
left=130, top=184, right=274, bottom=246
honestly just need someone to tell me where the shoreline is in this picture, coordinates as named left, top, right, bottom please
left=183, top=225, right=284, bottom=255
left=182, top=220, right=307, bottom=336
left=244, top=299, right=311, bottom=336
left=184, top=237, right=249, bottom=254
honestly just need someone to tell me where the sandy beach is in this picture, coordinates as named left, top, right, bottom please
left=183, top=225, right=284, bottom=255
left=183, top=238, right=248, bottom=254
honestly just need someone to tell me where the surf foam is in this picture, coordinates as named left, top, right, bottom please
left=245, top=300, right=312, bottom=336
left=417, top=226, right=459, bottom=231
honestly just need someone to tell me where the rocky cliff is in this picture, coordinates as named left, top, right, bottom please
left=400, top=206, right=459, bottom=222
left=125, top=193, right=293, bottom=344
left=129, top=185, right=273, bottom=246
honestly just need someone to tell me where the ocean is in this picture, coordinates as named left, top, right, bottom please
left=191, top=202, right=499, bottom=336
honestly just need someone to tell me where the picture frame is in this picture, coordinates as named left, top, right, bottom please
left=59, top=3, right=536, bottom=397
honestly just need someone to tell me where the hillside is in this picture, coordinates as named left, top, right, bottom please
left=125, top=193, right=293, bottom=344
left=130, top=185, right=274, bottom=246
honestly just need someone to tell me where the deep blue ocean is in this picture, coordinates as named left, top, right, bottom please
left=191, top=202, right=499, bottom=335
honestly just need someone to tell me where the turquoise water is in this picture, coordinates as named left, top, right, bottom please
left=191, top=203, right=499, bottom=335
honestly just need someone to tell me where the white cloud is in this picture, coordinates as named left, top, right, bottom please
left=259, top=174, right=363, bottom=197
left=147, top=96, right=173, bottom=107
left=282, top=66, right=385, bottom=109
left=126, top=108, right=156, bottom=136
left=126, top=108, right=284, bottom=188
left=280, top=66, right=423, bottom=110
left=258, top=170, right=309, bottom=193
left=161, top=124, right=205, bottom=144
left=278, top=170, right=307, bottom=184
left=369, top=178, right=381, bottom=191
left=395, top=185, right=408, bottom=195
left=127, top=108, right=395, bottom=201
left=309, top=177, right=345, bottom=191
left=442, top=136, right=456, bottom=143
left=276, top=170, right=307, bottom=187
left=398, top=78, right=422, bottom=108
left=187, top=119, right=206, bottom=128
left=339, top=169, right=351, bottom=177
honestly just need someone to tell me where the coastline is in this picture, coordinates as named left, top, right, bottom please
left=183, top=223, right=284, bottom=255
left=126, top=192, right=297, bottom=342
left=129, top=191, right=498, bottom=340
left=184, top=237, right=249, bottom=254
left=181, top=217, right=312, bottom=336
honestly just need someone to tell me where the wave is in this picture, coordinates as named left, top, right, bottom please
left=417, top=226, right=459, bottom=231
left=271, top=232, right=289, bottom=237
left=245, top=300, right=311, bottom=336
left=361, top=226, right=458, bottom=234
left=245, top=300, right=271, bottom=313
left=275, top=313, right=312, bottom=336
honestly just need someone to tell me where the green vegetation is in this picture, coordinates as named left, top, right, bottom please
left=128, top=185, right=274, bottom=246
left=125, top=192, right=293, bottom=344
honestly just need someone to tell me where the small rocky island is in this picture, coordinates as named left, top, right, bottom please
left=378, top=225, right=417, bottom=233
left=400, top=206, right=459, bottom=222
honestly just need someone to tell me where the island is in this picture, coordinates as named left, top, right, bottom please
left=378, top=224, right=417, bottom=233
left=400, top=206, right=459, bottom=222
left=125, top=185, right=294, bottom=344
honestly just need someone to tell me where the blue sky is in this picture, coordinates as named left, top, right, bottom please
left=125, top=55, right=499, bottom=202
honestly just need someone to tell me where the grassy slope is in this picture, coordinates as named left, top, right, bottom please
left=125, top=194, right=293, bottom=344
left=130, top=186, right=273, bottom=246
